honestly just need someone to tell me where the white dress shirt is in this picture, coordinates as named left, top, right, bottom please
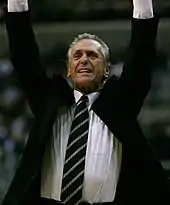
left=7, top=0, right=154, bottom=202
left=41, top=91, right=122, bottom=202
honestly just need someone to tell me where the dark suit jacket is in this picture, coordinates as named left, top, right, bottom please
left=2, top=10, right=168, bottom=205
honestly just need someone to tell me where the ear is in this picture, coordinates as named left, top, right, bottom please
left=104, top=62, right=111, bottom=78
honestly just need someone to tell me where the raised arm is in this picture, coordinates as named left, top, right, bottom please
left=5, top=0, right=51, bottom=115
left=118, top=0, right=158, bottom=117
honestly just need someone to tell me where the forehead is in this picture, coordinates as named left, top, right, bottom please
left=72, top=39, right=102, bottom=53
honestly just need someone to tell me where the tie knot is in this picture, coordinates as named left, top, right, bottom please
left=80, top=95, right=88, bottom=103
left=76, top=95, right=88, bottom=108
left=77, top=95, right=89, bottom=105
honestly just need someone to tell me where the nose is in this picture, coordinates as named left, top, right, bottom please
left=80, top=54, right=88, bottom=65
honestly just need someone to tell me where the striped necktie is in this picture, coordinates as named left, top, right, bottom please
left=61, top=95, right=89, bottom=205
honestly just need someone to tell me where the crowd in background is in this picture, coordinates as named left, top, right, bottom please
left=0, top=59, right=34, bottom=201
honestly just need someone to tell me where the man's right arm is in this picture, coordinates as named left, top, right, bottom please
left=5, top=0, right=51, bottom=115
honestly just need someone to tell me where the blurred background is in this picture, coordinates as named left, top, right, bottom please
left=0, top=0, right=170, bottom=203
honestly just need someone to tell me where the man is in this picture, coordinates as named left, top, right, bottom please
left=2, top=0, right=168, bottom=205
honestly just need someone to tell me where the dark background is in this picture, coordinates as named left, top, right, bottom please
left=0, top=0, right=170, bottom=203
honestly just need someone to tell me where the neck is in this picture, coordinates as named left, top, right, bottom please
left=74, top=81, right=105, bottom=94
left=75, top=87, right=95, bottom=95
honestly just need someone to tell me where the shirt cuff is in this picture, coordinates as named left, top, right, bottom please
left=8, top=0, right=28, bottom=12
left=133, top=0, right=154, bottom=19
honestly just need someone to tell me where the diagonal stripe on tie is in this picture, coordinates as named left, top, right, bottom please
left=70, top=118, right=89, bottom=136
left=61, top=170, right=84, bottom=193
left=65, top=143, right=87, bottom=165
left=63, top=185, right=83, bottom=204
left=74, top=107, right=88, bottom=120
left=63, top=156, right=85, bottom=179
left=66, top=130, right=89, bottom=151
left=75, top=198, right=83, bottom=205
left=61, top=95, right=89, bottom=205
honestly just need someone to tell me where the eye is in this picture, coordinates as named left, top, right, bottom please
left=91, top=53, right=96, bottom=58
left=73, top=52, right=82, bottom=59
left=89, top=52, right=98, bottom=58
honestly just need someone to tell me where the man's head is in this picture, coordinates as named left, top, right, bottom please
left=67, top=33, right=110, bottom=94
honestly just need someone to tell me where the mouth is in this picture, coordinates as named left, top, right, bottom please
left=77, top=67, right=92, bottom=73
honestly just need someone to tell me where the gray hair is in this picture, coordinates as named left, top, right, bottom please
left=67, top=33, right=110, bottom=62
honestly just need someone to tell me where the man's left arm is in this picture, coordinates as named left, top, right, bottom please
left=119, top=0, right=158, bottom=117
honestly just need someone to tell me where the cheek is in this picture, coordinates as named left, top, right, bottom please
left=68, top=63, right=76, bottom=75
left=94, top=63, right=106, bottom=77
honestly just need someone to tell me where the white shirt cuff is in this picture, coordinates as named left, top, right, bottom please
left=8, top=0, right=28, bottom=12
left=133, top=0, right=154, bottom=19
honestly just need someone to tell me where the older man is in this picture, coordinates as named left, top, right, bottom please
left=2, top=0, right=168, bottom=205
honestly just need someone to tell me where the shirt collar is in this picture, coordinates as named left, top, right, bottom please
left=74, top=90, right=99, bottom=109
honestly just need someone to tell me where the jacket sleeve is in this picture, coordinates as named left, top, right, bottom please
left=5, top=10, right=51, bottom=116
left=118, top=17, right=159, bottom=117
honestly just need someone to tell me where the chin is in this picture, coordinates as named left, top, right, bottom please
left=75, top=77, right=93, bottom=86
left=74, top=77, right=99, bottom=94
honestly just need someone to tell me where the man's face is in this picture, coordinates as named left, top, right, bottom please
left=67, top=39, right=109, bottom=94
